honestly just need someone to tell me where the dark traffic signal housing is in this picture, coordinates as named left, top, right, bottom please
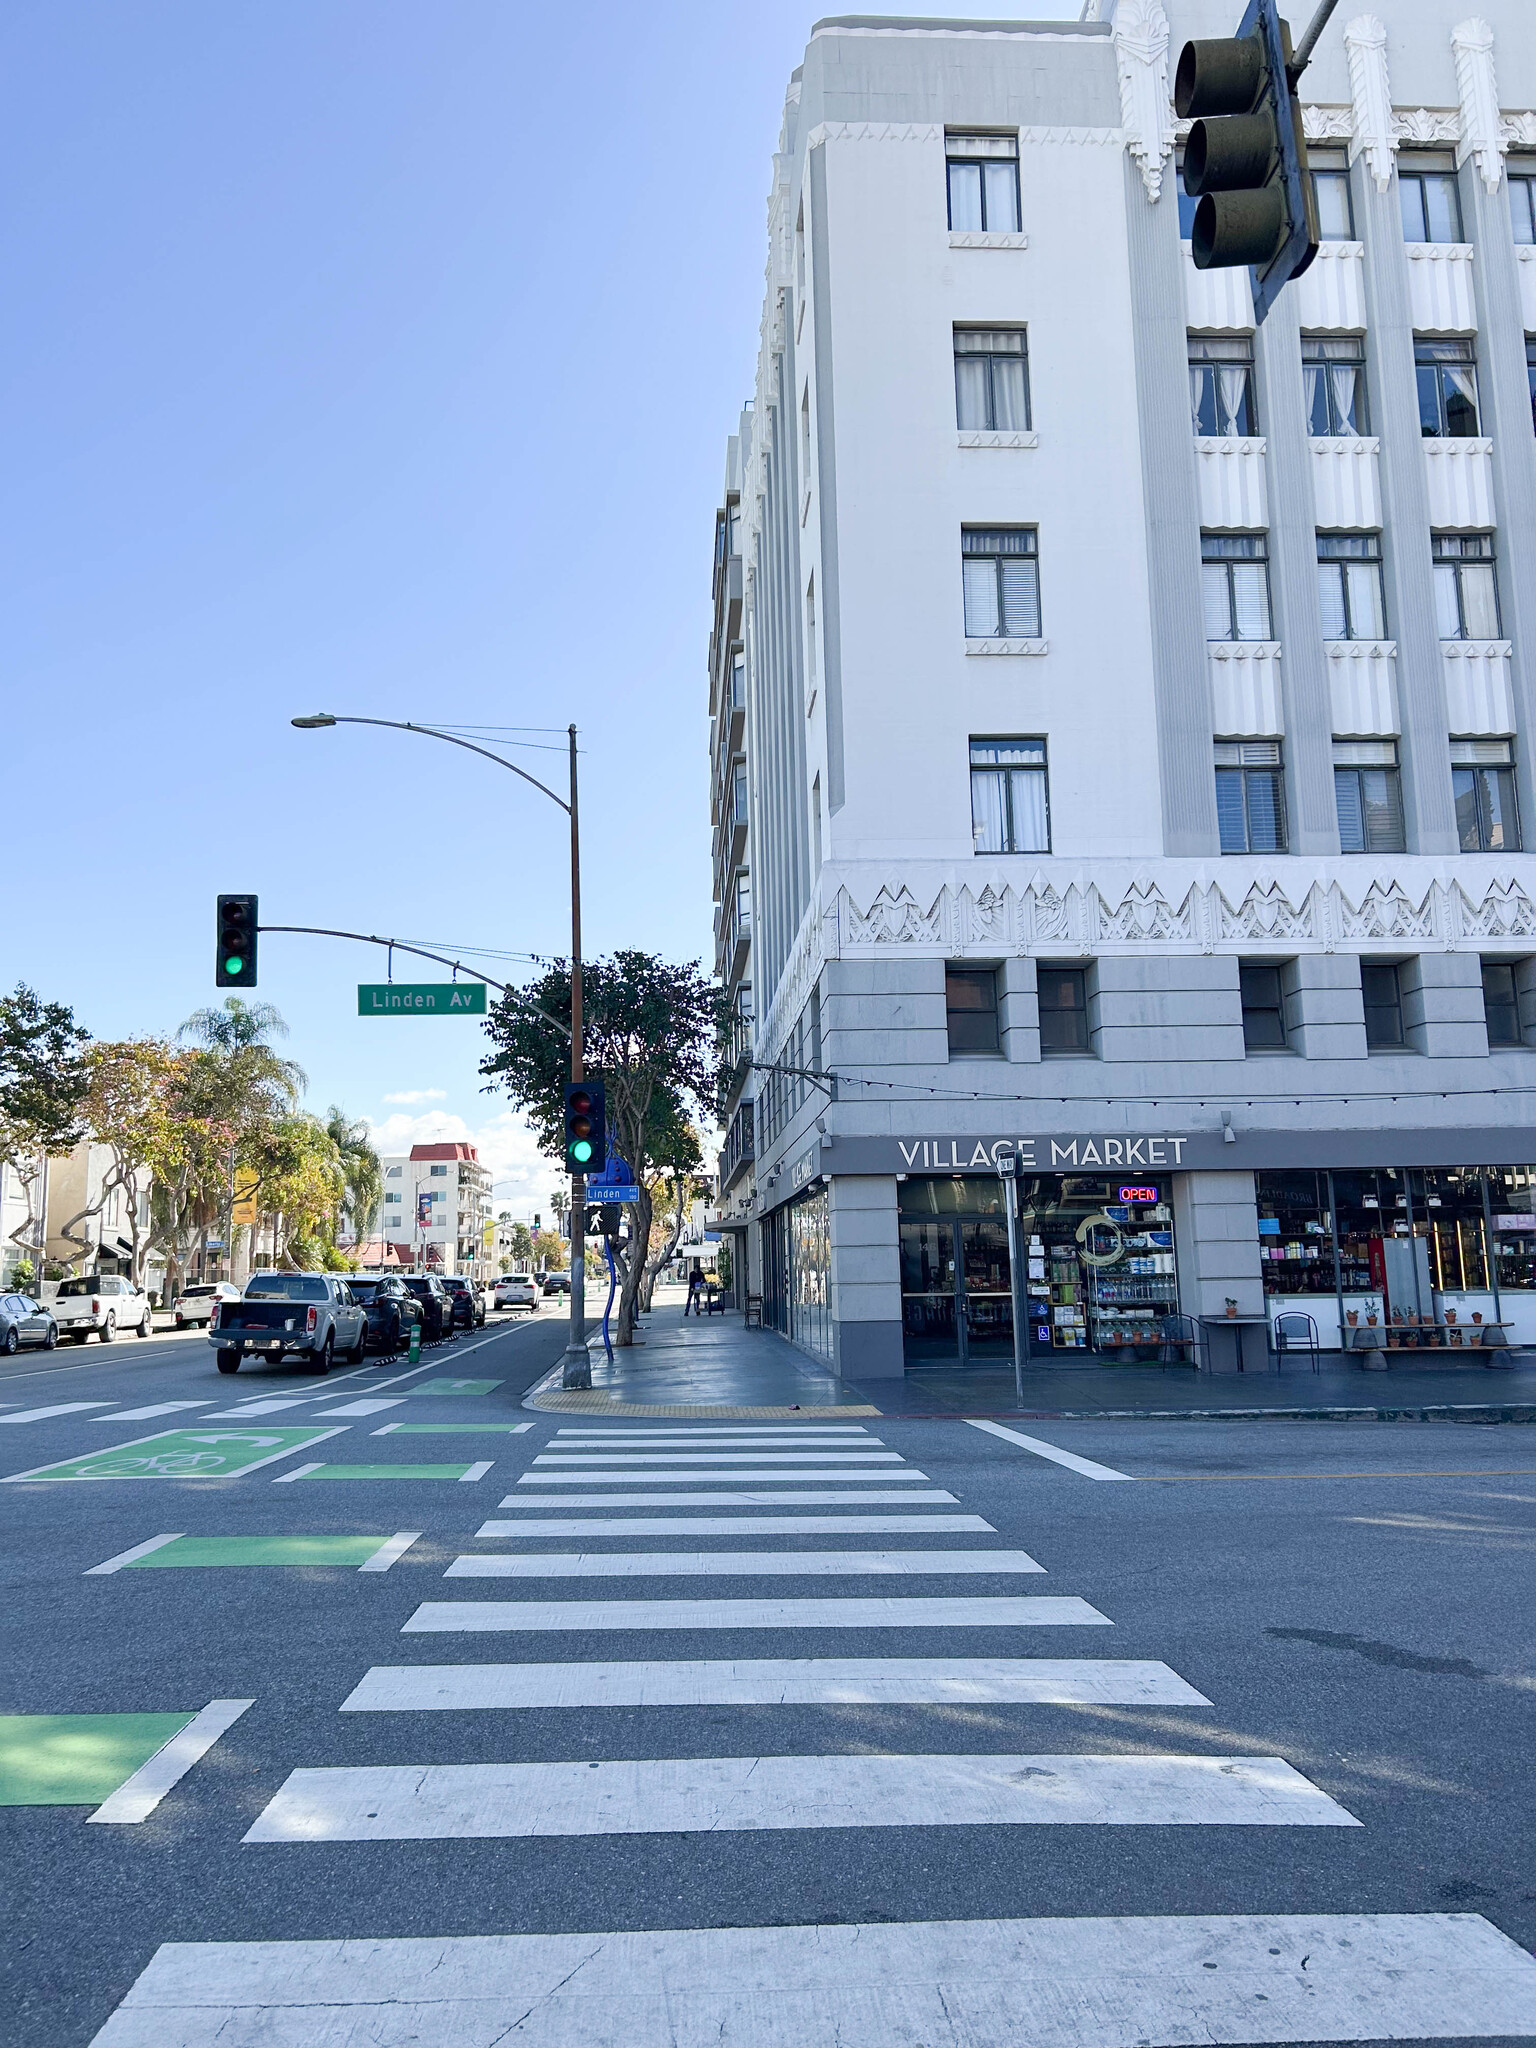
left=1176, top=0, right=1318, bottom=323
left=215, top=894, right=259, bottom=988
left=563, top=1080, right=607, bottom=1176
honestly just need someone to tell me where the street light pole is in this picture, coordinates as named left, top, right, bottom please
left=291, top=709, right=592, bottom=1387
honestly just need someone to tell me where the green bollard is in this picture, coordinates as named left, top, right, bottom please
left=408, top=1319, right=421, bottom=1364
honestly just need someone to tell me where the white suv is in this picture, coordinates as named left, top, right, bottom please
left=172, top=1282, right=241, bottom=1328
left=495, top=1277, right=539, bottom=1312
left=51, top=1274, right=153, bottom=1343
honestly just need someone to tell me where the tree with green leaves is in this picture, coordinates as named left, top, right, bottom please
left=481, top=951, right=724, bottom=1344
left=326, top=1106, right=382, bottom=1250
left=0, top=985, right=91, bottom=1273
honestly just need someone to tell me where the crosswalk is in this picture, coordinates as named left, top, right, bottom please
left=91, top=1417, right=1536, bottom=2045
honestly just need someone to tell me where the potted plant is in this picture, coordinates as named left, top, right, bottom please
left=1345, top=1309, right=1359, bottom=1327
left=1224, top=1297, right=1238, bottom=1319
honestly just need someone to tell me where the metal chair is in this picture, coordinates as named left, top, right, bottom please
left=1157, top=1313, right=1204, bottom=1372
left=743, top=1292, right=763, bottom=1329
left=1272, top=1310, right=1320, bottom=1373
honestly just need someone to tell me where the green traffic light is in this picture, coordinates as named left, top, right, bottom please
left=224, top=955, right=244, bottom=977
left=571, top=1139, right=593, bottom=1163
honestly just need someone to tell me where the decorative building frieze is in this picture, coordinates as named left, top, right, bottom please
left=1195, top=437, right=1269, bottom=529
left=1345, top=16, right=1396, bottom=192
left=965, top=638, right=1048, bottom=657
left=801, top=122, right=1121, bottom=150
left=1500, top=112, right=1536, bottom=148
left=1311, top=435, right=1382, bottom=529
left=957, top=429, right=1040, bottom=450
left=1392, top=107, right=1463, bottom=146
left=1422, top=437, right=1495, bottom=529
left=1208, top=643, right=1284, bottom=737
left=1183, top=245, right=1254, bottom=330
left=1452, top=18, right=1505, bottom=192
left=1292, top=241, right=1366, bottom=330
left=1112, top=0, right=1175, bottom=202
left=1326, top=640, right=1400, bottom=737
left=948, top=232, right=1030, bottom=250
left=1302, top=105, right=1356, bottom=142
left=1403, top=242, right=1478, bottom=334
left=1442, top=640, right=1516, bottom=734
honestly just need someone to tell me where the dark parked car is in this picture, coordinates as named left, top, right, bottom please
left=1, top=1293, right=57, bottom=1354
left=401, top=1274, right=456, bottom=1345
left=349, top=1276, right=424, bottom=1354
left=542, top=1272, right=571, bottom=1297
left=441, top=1276, right=486, bottom=1329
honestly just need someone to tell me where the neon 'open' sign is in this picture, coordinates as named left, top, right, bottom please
left=1118, top=1185, right=1159, bottom=1204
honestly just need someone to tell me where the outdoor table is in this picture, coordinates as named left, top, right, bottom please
left=1198, top=1312, right=1270, bottom=1373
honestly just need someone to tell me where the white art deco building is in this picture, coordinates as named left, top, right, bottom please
left=710, top=0, right=1536, bottom=1379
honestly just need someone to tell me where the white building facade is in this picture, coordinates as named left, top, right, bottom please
left=378, top=1142, right=494, bottom=1281
left=720, top=2, right=1536, bottom=1378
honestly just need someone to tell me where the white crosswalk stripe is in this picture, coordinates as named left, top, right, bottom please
left=532, top=1451, right=904, bottom=1464
left=443, top=1548, right=1044, bottom=1578
left=503, top=1490, right=962, bottom=1506
left=473, top=1515, right=995, bottom=1536
left=401, top=1595, right=1110, bottom=1632
left=516, top=1468, right=933, bottom=1483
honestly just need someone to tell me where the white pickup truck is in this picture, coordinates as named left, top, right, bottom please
left=52, top=1273, right=154, bottom=1343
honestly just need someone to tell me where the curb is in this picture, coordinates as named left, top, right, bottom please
left=868, top=1405, right=1536, bottom=1424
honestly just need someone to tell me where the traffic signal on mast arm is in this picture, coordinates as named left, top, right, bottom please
left=215, top=894, right=258, bottom=988
left=1176, top=0, right=1318, bottom=323
left=563, top=1080, right=607, bottom=1175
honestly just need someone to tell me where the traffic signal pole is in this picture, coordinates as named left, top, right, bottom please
left=563, top=722, right=591, bottom=1389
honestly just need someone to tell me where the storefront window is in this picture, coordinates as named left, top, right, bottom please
left=1485, top=1166, right=1536, bottom=1292
left=1256, top=1170, right=1335, bottom=1298
left=786, top=1185, right=831, bottom=1360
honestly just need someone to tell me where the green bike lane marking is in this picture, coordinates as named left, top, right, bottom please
left=402, top=1379, right=502, bottom=1397
left=96, top=1535, right=402, bottom=1569
left=3, top=1425, right=348, bottom=1484
left=275, top=1461, right=494, bottom=1483
left=0, top=1713, right=195, bottom=1805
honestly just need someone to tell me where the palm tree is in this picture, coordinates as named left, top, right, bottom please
left=179, top=998, right=306, bottom=1101
left=327, top=1106, right=382, bottom=1250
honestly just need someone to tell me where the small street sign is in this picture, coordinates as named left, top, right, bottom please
left=357, top=982, right=487, bottom=1017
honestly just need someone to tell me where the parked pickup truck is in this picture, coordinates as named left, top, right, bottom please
left=209, top=1272, right=367, bottom=1376
left=52, top=1273, right=153, bottom=1344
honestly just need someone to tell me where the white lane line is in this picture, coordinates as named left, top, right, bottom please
left=555, top=1425, right=873, bottom=1435
left=444, top=1549, right=1045, bottom=1580
left=501, top=1491, right=963, bottom=1507
left=474, top=1516, right=996, bottom=1537
left=402, top=1596, right=1109, bottom=1634
left=94, top=1402, right=213, bottom=1422
left=314, top=1399, right=406, bottom=1417
left=533, top=1452, right=903, bottom=1464
left=459, top=1462, right=493, bottom=1483
left=0, top=1401, right=114, bottom=1424
left=342, top=1657, right=1212, bottom=1712
left=85, top=1534, right=183, bottom=1575
left=516, top=1470, right=931, bottom=1485
left=207, top=1398, right=315, bottom=1417
left=359, top=1532, right=423, bottom=1573
left=966, top=1419, right=1134, bottom=1483
left=271, top=1463, right=323, bottom=1485
left=552, top=1434, right=880, bottom=1444
left=92, top=1914, right=1536, bottom=2045
left=243, top=1752, right=1358, bottom=1842
left=87, top=1699, right=255, bottom=1825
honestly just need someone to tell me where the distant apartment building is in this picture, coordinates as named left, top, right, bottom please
left=711, top=2, right=1536, bottom=1380
left=379, top=1142, right=494, bottom=1280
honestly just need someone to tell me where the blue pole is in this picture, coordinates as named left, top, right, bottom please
left=601, top=1237, right=617, bottom=1363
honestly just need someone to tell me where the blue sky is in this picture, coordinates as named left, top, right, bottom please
left=1, top=0, right=1073, bottom=1213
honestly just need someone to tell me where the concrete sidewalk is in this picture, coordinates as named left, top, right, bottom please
left=522, top=1297, right=1536, bottom=1420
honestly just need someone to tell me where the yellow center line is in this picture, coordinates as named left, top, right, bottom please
left=1132, top=1468, right=1536, bottom=1483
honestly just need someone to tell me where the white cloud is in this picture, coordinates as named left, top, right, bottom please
left=382, top=1088, right=448, bottom=1105
left=366, top=1106, right=564, bottom=1216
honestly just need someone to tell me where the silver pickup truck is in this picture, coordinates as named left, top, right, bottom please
left=209, top=1272, right=367, bottom=1376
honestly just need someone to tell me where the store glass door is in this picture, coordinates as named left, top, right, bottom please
left=899, top=1219, right=959, bottom=1361
left=959, top=1218, right=1014, bottom=1361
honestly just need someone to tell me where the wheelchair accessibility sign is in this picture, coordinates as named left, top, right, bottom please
left=4, top=1426, right=348, bottom=1484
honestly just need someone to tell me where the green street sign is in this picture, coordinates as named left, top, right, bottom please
left=358, top=982, right=487, bottom=1017
left=4, top=1426, right=345, bottom=1484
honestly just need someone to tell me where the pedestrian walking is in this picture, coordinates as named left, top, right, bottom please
left=685, top=1265, right=704, bottom=1317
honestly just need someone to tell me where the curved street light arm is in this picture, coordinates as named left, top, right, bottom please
left=257, top=925, right=571, bottom=1035
left=313, top=716, right=571, bottom=813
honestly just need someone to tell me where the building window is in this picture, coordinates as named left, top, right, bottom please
left=729, top=651, right=745, bottom=709
left=383, top=1192, right=401, bottom=1206
left=946, top=132, right=1019, bottom=233
left=1451, top=738, right=1521, bottom=852
left=1482, top=960, right=1523, bottom=1046
left=734, top=868, right=753, bottom=929
left=962, top=528, right=1040, bottom=638
left=1333, top=740, right=1405, bottom=853
left=1215, top=740, right=1287, bottom=854
left=1511, top=173, right=1536, bottom=245
left=1312, top=166, right=1355, bottom=239
left=1317, top=532, right=1386, bottom=640
left=946, top=967, right=1001, bottom=1054
left=1240, top=963, right=1288, bottom=1050
left=385, top=1165, right=402, bottom=1178
left=1361, top=962, right=1405, bottom=1049
left=1189, top=335, right=1256, bottom=437
left=1399, top=167, right=1463, bottom=243
left=969, top=737, right=1050, bottom=854
left=1433, top=532, right=1500, bottom=639
left=1038, top=966, right=1089, bottom=1054
left=1303, top=334, right=1369, bottom=437
left=1201, top=532, right=1272, bottom=641
left=954, top=327, right=1030, bottom=431
left=1526, top=337, right=1536, bottom=437
left=429, top=1164, right=448, bottom=1178
left=1416, top=338, right=1479, bottom=438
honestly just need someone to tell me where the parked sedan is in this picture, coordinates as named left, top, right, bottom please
left=495, top=1276, right=538, bottom=1312
left=401, top=1274, right=456, bottom=1345
left=441, top=1276, right=486, bottom=1329
left=0, top=1293, right=57, bottom=1354
left=348, top=1276, right=423, bottom=1355
left=541, top=1273, right=571, bottom=1297
left=172, top=1282, right=242, bottom=1329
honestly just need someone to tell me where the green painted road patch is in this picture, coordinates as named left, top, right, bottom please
left=403, top=1379, right=501, bottom=1397
left=124, top=1535, right=388, bottom=1567
left=4, top=1426, right=345, bottom=1484
left=292, top=1463, right=484, bottom=1481
left=0, top=1713, right=194, bottom=1805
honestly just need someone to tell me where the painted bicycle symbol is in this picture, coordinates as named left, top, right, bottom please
left=89, top=1450, right=241, bottom=1477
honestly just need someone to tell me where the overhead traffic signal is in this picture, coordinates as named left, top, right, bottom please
left=1175, top=0, right=1318, bottom=323
left=215, top=894, right=259, bottom=988
left=562, top=1080, right=606, bottom=1176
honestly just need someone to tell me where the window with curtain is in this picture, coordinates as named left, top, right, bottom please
left=962, top=528, right=1041, bottom=638
left=1361, top=963, right=1405, bottom=1048
left=1303, top=334, right=1369, bottom=436
left=1189, top=335, right=1256, bottom=437
left=1312, top=167, right=1355, bottom=238
left=1038, top=965, right=1089, bottom=1054
left=946, top=133, right=1020, bottom=233
left=1432, top=533, right=1500, bottom=639
left=1482, top=960, right=1523, bottom=1046
left=1202, top=532, right=1272, bottom=641
left=1399, top=167, right=1463, bottom=242
left=1317, top=532, right=1386, bottom=640
left=1333, top=740, right=1405, bottom=853
left=969, top=737, right=1050, bottom=854
left=1416, top=338, right=1480, bottom=437
left=1215, top=740, right=1287, bottom=853
left=945, top=967, right=1001, bottom=1054
left=1451, top=739, right=1521, bottom=852
left=954, top=328, right=1030, bottom=431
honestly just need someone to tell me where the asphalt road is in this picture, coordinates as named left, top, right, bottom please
left=3, top=1325, right=1535, bottom=2045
